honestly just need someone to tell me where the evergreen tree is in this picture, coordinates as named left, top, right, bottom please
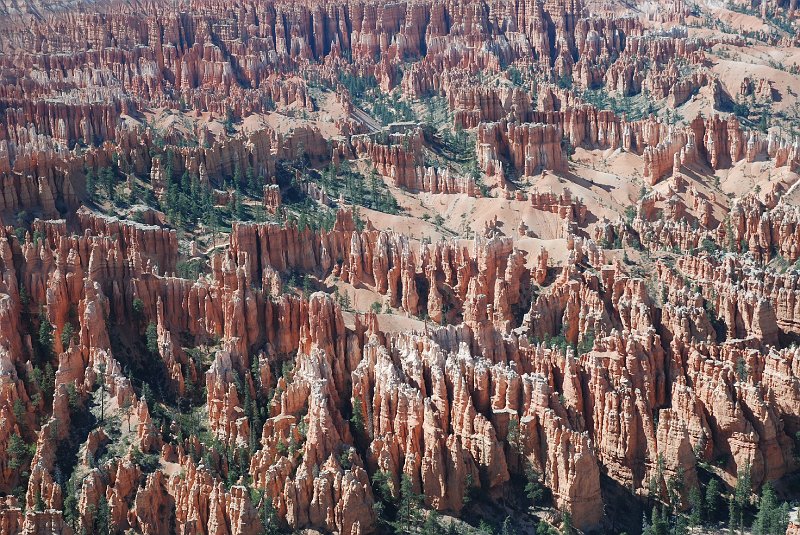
left=674, top=514, right=689, bottom=535
left=19, top=283, right=29, bottom=306
left=730, top=462, right=752, bottom=534
left=206, top=207, right=220, bottom=246
left=561, top=511, right=573, bottom=535
left=8, top=433, right=30, bottom=470
left=507, top=414, right=525, bottom=461
left=395, top=473, right=423, bottom=534
left=97, top=362, right=107, bottom=425
left=128, top=180, right=138, bottom=205
left=234, top=190, right=247, bottom=221
left=754, top=483, right=790, bottom=535
left=43, top=363, right=55, bottom=401
left=255, top=489, right=283, bottom=535
left=478, top=519, right=495, bottom=534
left=233, top=161, right=243, bottom=190
left=86, top=167, right=96, bottom=201
left=688, top=485, right=703, bottom=526
left=421, top=510, right=443, bottom=535
left=12, top=399, right=24, bottom=428
left=146, top=322, right=159, bottom=355
left=370, top=169, right=380, bottom=208
left=224, top=107, right=236, bottom=134
left=643, top=505, right=669, bottom=535
left=524, top=466, right=546, bottom=506
left=371, top=470, right=396, bottom=527
left=38, top=312, right=54, bottom=361
left=729, top=495, right=739, bottom=532
left=132, top=298, right=145, bottom=322
left=61, top=322, right=74, bottom=349
left=63, top=478, right=79, bottom=529
left=101, top=167, right=116, bottom=201
left=350, top=396, right=365, bottom=437
left=247, top=166, right=259, bottom=195
left=705, top=478, right=722, bottom=524
left=95, top=495, right=112, bottom=535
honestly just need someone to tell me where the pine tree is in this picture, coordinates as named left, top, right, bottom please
left=127, top=179, right=138, bottom=205
left=507, top=414, right=525, bottom=461
left=18, top=283, right=29, bottom=306
left=246, top=166, right=259, bottom=195
left=370, top=169, right=380, bottom=209
left=371, top=470, right=396, bottom=527
left=12, top=399, right=24, bottom=428
left=524, top=465, right=546, bottom=506
left=224, top=107, right=236, bottom=134
left=120, top=396, right=133, bottom=432
left=350, top=396, right=365, bottom=437
left=423, top=510, right=444, bottom=535
left=43, top=363, right=55, bottom=401
left=146, top=322, right=159, bottom=355
left=95, top=495, right=112, bottom=535
left=705, top=478, right=722, bottom=524
left=132, top=298, right=144, bottom=322
left=643, top=505, right=669, bottom=535
left=207, top=207, right=220, bottom=247
left=732, top=462, right=752, bottom=534
left=63, top=478, right=79, bottom=529
left=230, top=191, right=240, bottom=220
left=60, top=322, right=74, bottom=349
left=561, top=511, right=573, bottom=535
left=86, top=167, right=96, bottom=201
left=674, top=514, right=689, bottom=535
left=254, top=489, right=282, bottom=535
left=101, top=167, right=116, bottom=200
left=754, top=483, right=790, bottom=535
left=97, top=362, right=107, bottom=425
left=478, top=519, right=494, bottom=534
left=233, top=161, right=243, bottom=190
left=688, top=485, right=703, bottom=526
left=38, top=312, right=54, bottom=361
left=729, top=494, right=739, bottom=532
left=235, top=189, right=247, bottom=221
left=8, top=433, right=30, bottom=469
left=396, top=473, right=423, bottom=534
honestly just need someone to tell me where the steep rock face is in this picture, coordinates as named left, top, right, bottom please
left=529, top=190, right=587, bottom=226
left=729, top=197, right=800, bottom=263
left=405, top=166, right=478, bottom=196
left=353, top=130, right=424, bottom=189
left=672, top=254, right=800, bottom=340
left=477, top=121, right=568, bottom=181
left=133, top=471, right=175, bottom=535
left=350, top=331, right=603, bottom=530
left=263, top=184, right=281, bottom=214
left=2, top=202, right=800, bottom=534
left=451, top=86, right=534, bottom=128
left=207, top=351, right=251, bottom=449
left=77, top=208, right=178, bottom=275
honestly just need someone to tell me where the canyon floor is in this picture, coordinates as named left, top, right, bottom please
left=0, top=0, right=799, bottom=534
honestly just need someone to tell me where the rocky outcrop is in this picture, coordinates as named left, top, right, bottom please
left=0, top=1, right=799, bottom=534
left=477, top=121, right=568, bottom=182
